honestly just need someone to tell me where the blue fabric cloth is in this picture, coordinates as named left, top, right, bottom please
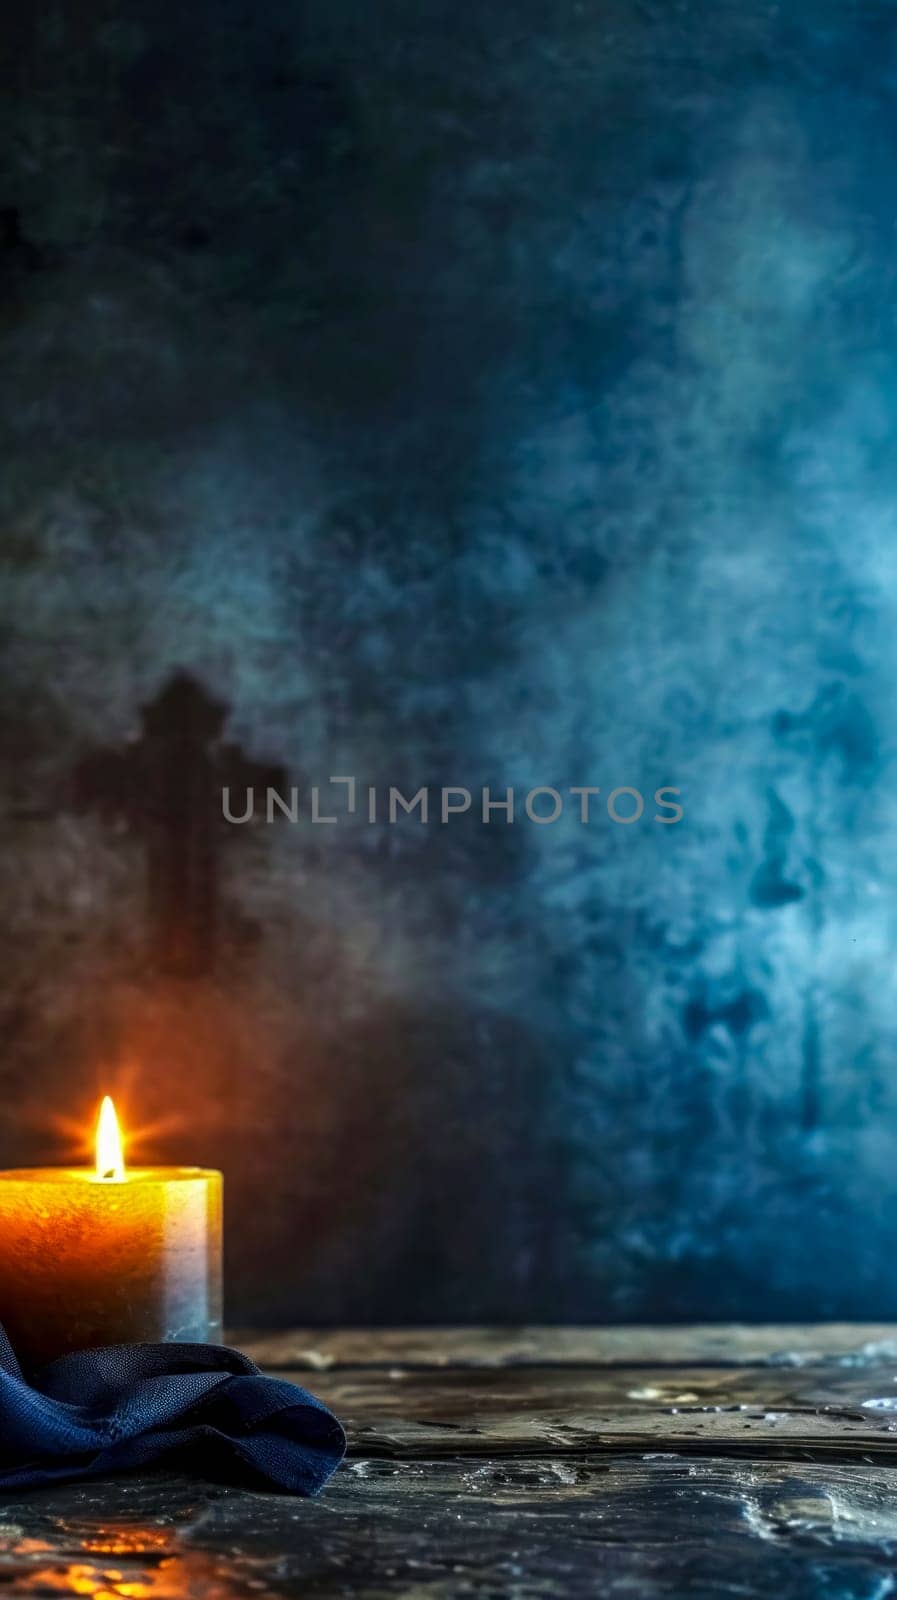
left=0, top=1324, right=345, bottom=1493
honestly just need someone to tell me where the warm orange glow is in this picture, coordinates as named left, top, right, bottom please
left=95, top=1097, right=125, bottom=1182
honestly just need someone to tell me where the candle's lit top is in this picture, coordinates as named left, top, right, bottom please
left=0, top=1096, right=222, bottom=1187
left=0, top=1167, right=219, bottom=1185
left=96, top=1096, right=125, bottom=1182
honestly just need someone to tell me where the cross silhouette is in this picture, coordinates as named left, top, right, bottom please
left=72, top=671, right=286, bottom=978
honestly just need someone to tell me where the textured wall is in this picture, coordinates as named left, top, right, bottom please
left=1, top=0, right=894, bottom=1322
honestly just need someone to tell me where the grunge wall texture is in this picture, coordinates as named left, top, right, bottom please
left=1, top=0, right=894, bottom=1322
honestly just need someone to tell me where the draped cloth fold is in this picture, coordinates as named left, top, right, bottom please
left=0, top=1324, right=345, bottom=1493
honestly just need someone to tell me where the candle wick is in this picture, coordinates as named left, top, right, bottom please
left=100, top=1168, right=116, bottom=1181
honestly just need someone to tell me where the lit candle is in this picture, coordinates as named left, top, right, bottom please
left=0, top=1098, right=222, bottom=1371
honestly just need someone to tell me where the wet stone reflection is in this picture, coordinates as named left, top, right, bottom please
left=0, top=1479, right=264, bottom=1600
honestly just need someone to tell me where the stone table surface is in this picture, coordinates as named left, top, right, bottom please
left=6, top=1325, right=897, bottom=1597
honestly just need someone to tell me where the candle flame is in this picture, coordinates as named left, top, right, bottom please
left=95, top=1096, right=125, bottom=1181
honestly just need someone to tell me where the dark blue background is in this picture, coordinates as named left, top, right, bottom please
left=1, top=0, right=893, bottom=1323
